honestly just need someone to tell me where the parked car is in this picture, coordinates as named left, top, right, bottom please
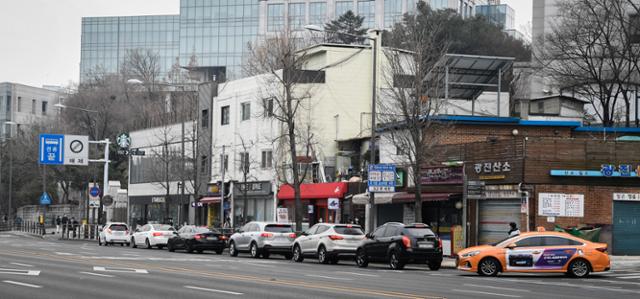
left=355, top=222, right=443, bottom=270
left=98, top=222, right=130, bottom=246
left=228, top=222, right=296, bottom=259
left=130, top=223, right=175, bottom=249
left=167, top=225, right=227, bottom=254
left=292, top=223, right=364, bottom=264
left=456, top=228, right=610, bottom=278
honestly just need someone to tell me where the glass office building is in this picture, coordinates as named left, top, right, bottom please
left=475, top=3, right=515, bottom=29
left=80, top=0, right=489, bottom=82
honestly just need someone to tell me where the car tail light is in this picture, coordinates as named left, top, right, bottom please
left=328, top=235, right=344, bottom=241
left=438, top=238, right=443, bottom=249
left=125, top=230, right=129, bottom=235
left=106, top=228, right=112, bottom=234
left=152, top=232, right=163, bottom=237
left=260, top=232, right=274, bottom=238
left=219, top=235, right=228, bottom=240
left=288, top=233, right=297, bottom=239
left=194, top=234, right=203, bottom=240
left=402, top=236, right=411, bottom=248
left=596, top=246, right=608, bottom=253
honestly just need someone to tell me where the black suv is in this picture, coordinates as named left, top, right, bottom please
left=355, top=222, right=442, bottom=270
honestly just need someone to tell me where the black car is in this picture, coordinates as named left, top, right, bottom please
left=167, top=225, right=227, bottom=254
left=355, top=222, right=442, bottom=270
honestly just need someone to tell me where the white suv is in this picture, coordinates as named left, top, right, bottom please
left=228, top=222, right=296, bottom=259
left=292, top=223, right=364, bottom=264
left=98, top=222, right=130, bottom=246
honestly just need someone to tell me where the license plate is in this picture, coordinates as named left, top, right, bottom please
left=418, top=243, right=434, bottom=249
left=207, top=236, right=217, bottom=241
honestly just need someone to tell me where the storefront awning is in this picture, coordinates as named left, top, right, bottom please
left=352, top=192, right=457, bottom=205
left=277, top=182, right=348, bottom=200
left=199, top=197, right=221, bottom=204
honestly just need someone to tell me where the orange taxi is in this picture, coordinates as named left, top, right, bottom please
left=456, top=229, right=610, bottom=278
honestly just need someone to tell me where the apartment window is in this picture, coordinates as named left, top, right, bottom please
left=221, top=105, right=230, bottom=125
left=200, top=155, right=207, bottom=174
left=42, top=101, right=48, bottom=115
left=289, top=2, right=305, bottom=31
left=261, top=150, right=273, bottom=169
left=336, top=1, right=354, bottom=17
left=31, top=99, right=36, bottom=114
left=309, top=2, right=327, bottom=26
left=221, top=154, right=229, bottom=172
left=201, top=109, right=209, bottom=128
left=241, top=102, right=251, bottom=121
left=5, top=96, right=10, bottom=113
left=396, top=145, right=406, bottom=156
left=239, top=152, right=250, bottom=172
left=384, top=0, right=403, bottom=28
left=264, top=98, right=274, bottom=117
left=17, top=97, right=21, bottom=112
left=268, top=4, right=285, bottom=32
left=357, top=0, right=376, bottom=28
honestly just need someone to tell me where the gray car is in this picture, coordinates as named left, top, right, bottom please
left=228, top=222, right=296, bottom=259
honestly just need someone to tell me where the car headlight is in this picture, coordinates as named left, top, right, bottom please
left=461, top=250, right=481, bottom=258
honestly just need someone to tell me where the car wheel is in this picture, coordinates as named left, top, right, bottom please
left=131, top=237, right=137, bottom=248
left=120, top=243, right=124, bottom=247
left=318, top=246, right=329, bottom=264
left=478, top=257, right=500, bottom=277
left=355, top=249, right=368, bottom=268
left=168, top=243, right=175, bottom=252
left=250, top=242, right=260, bottom=258
left=126, top=243, right=130, bottom=247
left=293, top=245, right=304, bottom=262
left=428, top=259, right=442, bottom=271
left=145, top=238, right=152, bottom=249
left=388, top=251, right=405, bottom=270
left=215, top=249, right=224, bottom=255
left=229, top=241, right=238, bottom=257
left=568, top=259, right=591, bottom=278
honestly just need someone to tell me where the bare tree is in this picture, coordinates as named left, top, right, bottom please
left=121, top=48, right=162, bottom=101
left=235, top=135, right=259, bottom=225
left=147, top=121, right=182, bottom=223
left=380, top=3, right=451, bottom=223
left=244, top=30, right=321, bottom=231
left=536, top=0, right=640, bottom=126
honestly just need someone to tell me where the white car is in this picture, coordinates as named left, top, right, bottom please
left=292, top=223, right=365, bottom=264
left=98, top=222, right=130, bottom=246
left=130, top=223, right=175, bottom=249
left=228, top=222, right=296, bottom=259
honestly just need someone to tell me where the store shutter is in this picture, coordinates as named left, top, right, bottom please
left=478, top=199, right=521, bottom=245
left=613, top=201, right=640, bottom=255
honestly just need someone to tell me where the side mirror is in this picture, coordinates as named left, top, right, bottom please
left=506, top=243, right=517, bottom=249
left=301, top=231, right=309, bottom=236
left=365, top=233, right=374, bottom=239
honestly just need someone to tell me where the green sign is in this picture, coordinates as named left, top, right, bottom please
left=395, top=169, right=405, bottom=187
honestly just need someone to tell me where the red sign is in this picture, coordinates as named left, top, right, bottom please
left=420, top=166, right=463, bottom=185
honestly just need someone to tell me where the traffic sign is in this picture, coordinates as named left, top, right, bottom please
left=39, top=134, right=64, bottom=165
left=39, top=192, right=52, bottom=205
left=328, top=198, right=340, bottom=210
left=89, top=186, right=100, bottom=197
left=368, top=164, right=396, bottom=193
left=102, top=195, right=114, bottom=207
left=64, top=135, right=89, bottom=166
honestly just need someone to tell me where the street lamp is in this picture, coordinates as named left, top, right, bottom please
left=305, top=25, right=380, bottom=233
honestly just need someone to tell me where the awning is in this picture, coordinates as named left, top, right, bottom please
left=352, top=192, right=457, bottom=205
left=199, top=197, right=221, bottom=204
left=277, top=182, right=348, bottom=200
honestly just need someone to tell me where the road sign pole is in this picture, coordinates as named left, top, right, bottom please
left=100, top=139, right=110, bottom=225
left=42, top=165, right=47, bottom=235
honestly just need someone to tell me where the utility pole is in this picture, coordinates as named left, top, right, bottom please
left=220, top=145, right=226, bottom=228
left=367, top=30, right=379, bottom=234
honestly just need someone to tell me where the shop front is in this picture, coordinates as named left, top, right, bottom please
left=128, top=195, right=187, bottom=230
left=276, top=182, right=348, bottom=227
left=233, top=181, right=274, bottom=227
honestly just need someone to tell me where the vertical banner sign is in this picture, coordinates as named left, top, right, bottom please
left=276, top=208, right=289, bottom=223
left=39, top=134, right=64, bottom=165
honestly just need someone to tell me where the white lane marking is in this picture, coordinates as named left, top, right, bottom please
left=121, top=253, right=140, bottom=257
left=463, top=284, right=531, bottom=293
left=339, top=272, right=379, bottom=277
left=54, top=252, right=74, bottom=256
left=0, top=268, right=40, bottom=276
left=79, top=271, right=115, bottom=278
left=305, top=274, right=353, bottom=281
left=3, top=280, right=42, bottom=289
left=9, top=263, right=33, bottom=267
left=184, top=285, right=243, bottom=295
left=453, top=289, right=521, bottom=298
left=93, top=266, right=148, bottom=274
left=619, top=275, right=640, bottom=279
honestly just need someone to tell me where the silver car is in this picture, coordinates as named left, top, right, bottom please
left=228, top=222, right=296, bottom=259
left=292, top=223, right=365, bottom=264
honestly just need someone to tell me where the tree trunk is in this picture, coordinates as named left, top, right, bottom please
left=414, top=166, right=423, bottom=223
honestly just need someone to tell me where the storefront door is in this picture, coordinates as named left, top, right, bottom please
left=478, top=199, right=521, bottom=245
left=613, top=200, right=640, bottom=255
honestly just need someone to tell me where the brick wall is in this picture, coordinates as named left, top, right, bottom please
left=428, top=124, right=573, bottom=146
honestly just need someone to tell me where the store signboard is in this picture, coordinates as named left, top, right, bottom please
left=421, top=166, right=463, bottom=185
left=613, top=193, right=640, bottom=201
left=276, top=208, right=289, bottom=223
left=538, top=193, right=584, bottom=217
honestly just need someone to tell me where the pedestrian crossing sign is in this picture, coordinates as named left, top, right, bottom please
left=39, top=192, right=52, bottom=205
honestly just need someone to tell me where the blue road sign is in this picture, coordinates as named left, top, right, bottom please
left=368, top=164, right=397, bottom=193
left=40, top=192, right=52, bottom=205
left=39, top=134, right=64, bottom=165
left=90, top=186, right=101, bottom=197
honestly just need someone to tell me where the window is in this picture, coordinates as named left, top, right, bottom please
left=309, top=2, right=327, bottom=26
left=5, top=96, right=10, bottom=113
left=200, top=155, right=207, bottom=174
left=357, top=0, right=376, bottom=28
left=241, top=102, right=251, bottom=121
left=261, top=150, right=273, bottom=169
left=335, top=1, right=354, bottom=17
left=288, top=3, right=305, bottom=31
left=239, top=152, right=250, bottom=172
left=395, top=145, right=406, bottom=156
left=221, top=105, right=230, bottom=125
left=384, top=225, right=403, bottom=237
left=201, top=109, right=209, bottom=128
left=384, top=0, right=403, bottom=28
left=372, top=225, right=387, bottom=238
left=222, top=154, right=229, bottom=172
left=268, top=4, right=284, bottom=32
left=31, top=99, right=36, bottom=114
left=515, top=237, right=545, bottom=247
left=42, top=101, right=48, bottom=115
left=543, top=237, right=583, bottom=246
left=316, top=225, right=330, bottom=234
left=17, top=97, right=21, bottom=112
left=263, top=98, right=274, bottom=117
left=306, top=224, right=320, bottom=235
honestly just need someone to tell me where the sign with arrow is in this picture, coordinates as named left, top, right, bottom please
left=39, top=192, right=52, bottom=205
left=328, top=198, right=340, bottom=210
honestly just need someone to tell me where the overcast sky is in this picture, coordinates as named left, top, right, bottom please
left=0, top=0, right=532, bottom=88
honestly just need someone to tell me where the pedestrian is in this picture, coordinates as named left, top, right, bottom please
left=508, top=222, right=520, bottom=237
left=71, top=217, right=78, bottom=238
left=61, top=214, right=69, bottom=239
left=55, top=216, right=61, bottom=234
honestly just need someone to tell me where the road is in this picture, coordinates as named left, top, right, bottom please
left=1, top=232, right=640, bottom=299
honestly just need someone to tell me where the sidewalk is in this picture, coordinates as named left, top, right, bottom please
left=610, top=255, right=640, bottom=270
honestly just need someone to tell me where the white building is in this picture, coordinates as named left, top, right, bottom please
left=0, top=82, right=64, bottom=138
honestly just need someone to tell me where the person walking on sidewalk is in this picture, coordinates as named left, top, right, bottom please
left=55, top=216, right=61, bottom=235
left=71, top=217, right=78, bottom=238
left=61, top=214, right=69, bottom=239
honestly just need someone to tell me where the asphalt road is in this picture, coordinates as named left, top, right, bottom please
left=1, top=232, right=640, bottom=299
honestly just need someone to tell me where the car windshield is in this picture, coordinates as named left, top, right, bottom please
left=109, top=224, right=128, bottom=231
left=195, top=227, right=218, bottom=234
left=152, top=224, right=174, bottom=231
left=493, top=235, right=519, bottom=247
left=403, top=227, right=435, bottom=237
left=265, top=224, right=294, bottom=233
left=334, top=226, right=364, bottom=235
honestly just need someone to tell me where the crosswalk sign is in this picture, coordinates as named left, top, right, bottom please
left=39, top=192, right=52, bottom=205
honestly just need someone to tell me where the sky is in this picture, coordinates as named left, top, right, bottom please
left=0, top=0, right=532, bottom=88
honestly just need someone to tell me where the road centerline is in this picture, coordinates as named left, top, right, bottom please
left=3, top=280, right=43, bottom=289
left=184, top=285, right=244, bottom=295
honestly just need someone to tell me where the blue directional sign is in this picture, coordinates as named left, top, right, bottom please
left=89, top=186, right=101, bottom=197
left=39, top=192, right=52, bottom=205
left=368, top=164, right=396, bottom=193
left=39, top=134, right=64, bottom=165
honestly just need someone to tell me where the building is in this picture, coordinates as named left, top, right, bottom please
left=0, top=82, right=64, bottom=138
left=80, top=0, right=489, bottom=82
left=475, top=1, right=514, bottom=29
